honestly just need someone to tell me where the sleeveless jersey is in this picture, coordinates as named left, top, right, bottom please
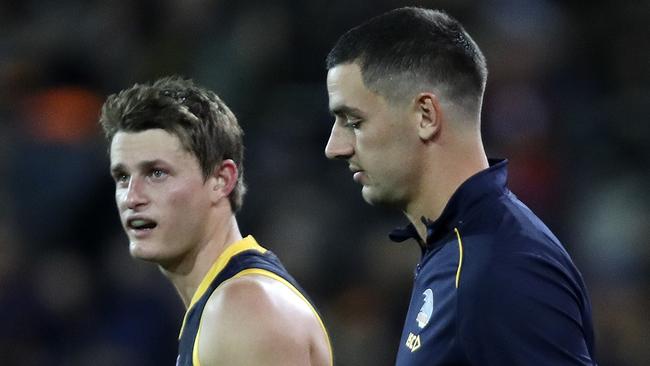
left=176, top=235, right=332, bottom=366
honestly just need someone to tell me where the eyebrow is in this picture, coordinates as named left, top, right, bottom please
left=110, top=159, right=167, bottom=176
left=110, top=163, right=127, bottom=177
left=329, top=105, right=365, bottom=118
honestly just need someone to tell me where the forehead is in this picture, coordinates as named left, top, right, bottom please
left=327, top=63, right=378, bottom=110
left=110, top=129, right=188, bottom=166
left=327, top=63, right=364, bottom=91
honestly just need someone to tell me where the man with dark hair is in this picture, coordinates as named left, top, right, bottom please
left=324, top=7, right=596, bottom=365
left=100, top=76, right=332, bottom=366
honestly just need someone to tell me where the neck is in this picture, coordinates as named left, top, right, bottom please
left=406, top=130, right=488, bottom=243
left=161, top=214, right=243, bottom=308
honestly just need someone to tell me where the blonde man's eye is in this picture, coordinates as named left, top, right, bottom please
left=151, top=169, right=167, bottom=179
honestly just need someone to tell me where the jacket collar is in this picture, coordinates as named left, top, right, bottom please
left=389, top=159, right=509, bottom=248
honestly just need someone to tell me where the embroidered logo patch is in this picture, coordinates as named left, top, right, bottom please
left=406, top=332, right=421, bottom=352
left=415, top=288, right=434, bottom=329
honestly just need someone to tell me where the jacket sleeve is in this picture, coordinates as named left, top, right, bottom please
left=456, top=251, right=596, bottom=365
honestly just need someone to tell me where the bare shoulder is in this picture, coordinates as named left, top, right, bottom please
left=197, top=274, right=332, bottom=366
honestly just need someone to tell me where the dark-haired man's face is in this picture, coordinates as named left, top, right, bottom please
left=325, top=63, right=423, bottom=208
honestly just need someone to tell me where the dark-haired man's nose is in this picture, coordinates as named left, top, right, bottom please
left=325, top=125, right=353, bottom=160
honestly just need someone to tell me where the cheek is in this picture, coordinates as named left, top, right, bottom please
left=115, top=189, right=126, bottom=210
left=165, top=180, right=209, bottom=212
left=361, top=117, right=404, bottom=148
left=359, top=128, right=403, bottom=161
left=371, top=138, right=418, bottom=181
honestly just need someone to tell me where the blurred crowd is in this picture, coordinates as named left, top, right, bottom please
left=1, top=0, right=648, bottom=365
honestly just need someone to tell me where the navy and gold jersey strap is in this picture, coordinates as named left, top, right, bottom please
left=178, top=235, right=265, bottom=339
left=176, top=235, right=332, bottom=366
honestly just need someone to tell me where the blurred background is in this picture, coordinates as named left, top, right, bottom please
left=1, top=0, right=648, bottom=365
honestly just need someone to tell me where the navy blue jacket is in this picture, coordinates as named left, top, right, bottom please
left=390, top=159, right=596, bottom=365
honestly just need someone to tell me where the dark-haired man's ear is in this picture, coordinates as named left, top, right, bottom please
left=210, top=159, right=238, bottom=204
left=416, top=93, right=442, bottom=141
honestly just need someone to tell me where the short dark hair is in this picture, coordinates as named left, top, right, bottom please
left=99, top=76, right=246, bottom=212
left=326, top=7, right=487, bottom=110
